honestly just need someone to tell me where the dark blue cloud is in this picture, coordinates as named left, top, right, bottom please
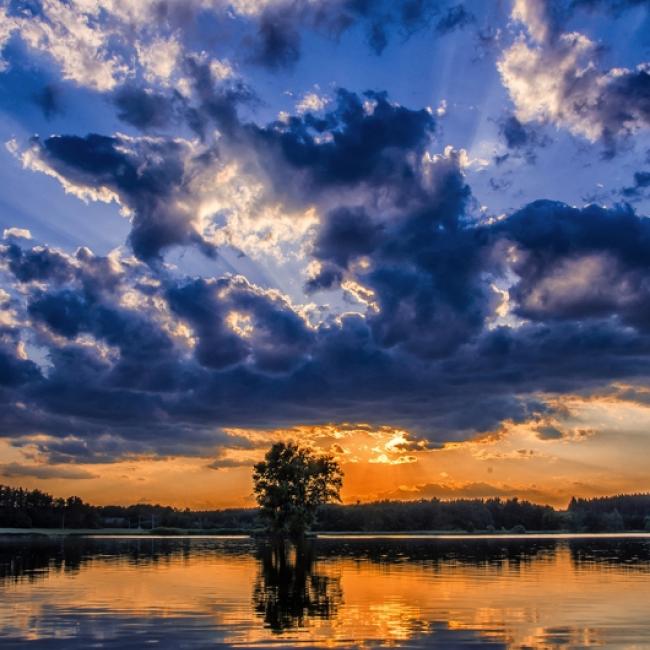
left=435, top=4, right=475, bottom=34
left=296, top=135, right=479, bottom=357
left=112, top=86, right=180, bottom=131
left=246, top=89, right=436, bottom=200
left=5, top=243, right=73, bottom=283
left=498, top=201, right=650, bottom=329
left=111, top=55, right=254, bottom=137
left=29, top=289, right=90, bottom=338
left=32, top=84, right=62, bottom=119
left=2, top=0, right=650, bottom=475
left=497, top=114, right=550, bottom=164
left=501, top=115, right=529, bottom=149
left=598, top=67, right=650, bottom=156
left=32, top=133, right=216, bottom=262
left=9, top=72, right=650, bottom=462
left=182, top=55, right=255, bottom=138
left=240, top=0, right=475, bottom=67
left=166, top=278, right=250, bottom=370
left=4, top=189, right=650, bottom=463
left=621, top=171, right=650, bottom=198
left=249, top=6, right=302, bottom=70
left=168, top=276, right=314, bottom=373
left=311, top=206, right=383, bottom=269
left=26, top=87, right=432, bottom=272
left=0, top=344, right=41, bottom=387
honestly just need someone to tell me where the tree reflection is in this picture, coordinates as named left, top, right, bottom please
left=252, top=540, right=342, bottom=632
left=569, top=539, right=650, bottom=569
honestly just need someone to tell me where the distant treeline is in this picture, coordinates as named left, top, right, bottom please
left=0, top=485, right=256, bottom=531
left=2, top=485, right=650, bottom=532
left=318, top=494, right=650, bottom=532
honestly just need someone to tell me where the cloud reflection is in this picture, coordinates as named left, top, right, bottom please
left=0, top=537, right=649, bottom=647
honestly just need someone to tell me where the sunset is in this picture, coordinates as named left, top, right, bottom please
left=3, top=403, right=650, bottom=508
left=0, top=0, right=650, bottom=647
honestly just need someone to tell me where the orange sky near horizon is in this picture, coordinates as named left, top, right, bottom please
left=1, top=391, right=650, bottom=510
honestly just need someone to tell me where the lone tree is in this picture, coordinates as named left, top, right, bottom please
left=253, top=441, right=343, bottom=537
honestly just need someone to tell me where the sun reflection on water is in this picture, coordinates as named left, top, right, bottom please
left=0, top=536, right=649, bottom=648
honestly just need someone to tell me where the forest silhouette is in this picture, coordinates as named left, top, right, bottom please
left=2, top=484, right=650, bottom=533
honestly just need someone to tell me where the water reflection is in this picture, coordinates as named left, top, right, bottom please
left=0, top=535, right=649, bottom=648
left=253, top=540, right=342, bottom=632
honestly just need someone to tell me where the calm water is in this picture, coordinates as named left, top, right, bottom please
left=1, top=535, right=649, bottom=649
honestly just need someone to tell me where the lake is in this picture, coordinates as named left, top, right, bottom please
left=1, top=535, right=649, bottom=648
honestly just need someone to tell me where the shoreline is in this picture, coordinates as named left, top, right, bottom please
left=1, top=528, right=650, bottom=540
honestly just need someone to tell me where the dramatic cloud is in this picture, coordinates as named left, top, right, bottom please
left=3, top=185, right=650, bottom=465
left=1, top=0, right=650, bottom=490
left=500, top=201, right=650, bottom=330
left=21, top=133, right=217, bottom=262
left=499, top=0, right=650, bottom=151
left=167, top=275, right=314, bottom=373
left=245, top=88, right=437, bottom=197
left=0, top=0, right=476, bottom=90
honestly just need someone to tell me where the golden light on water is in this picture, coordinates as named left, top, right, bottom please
left=2, top=538, right=649, bottom=648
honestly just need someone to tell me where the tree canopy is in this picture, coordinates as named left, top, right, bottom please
left=253, top=442, right=343, bottom=537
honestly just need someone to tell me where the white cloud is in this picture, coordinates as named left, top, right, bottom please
left=17, top=131, right=318, bottom=265
left=136, top=36, right=182, bottom=85
left=3, top=227, right=32, bottom=240
left=12, top=0, right=131, bottom=91
left=499, top=31, right=601, bottom=140
left=198, top=161, right=319, bottom=262
left=209, top=58, right=234, bottom=81
left=0, top=6, right=15, bottom=72
left=296, top=91, right=330, bottom=114
left=3, top=0, right=232, bottom=93
left=511, top=0, right=555, bottom=44
left=499, top=0, right=650, bottom=143
left=227, top=0, right=286, bottom=16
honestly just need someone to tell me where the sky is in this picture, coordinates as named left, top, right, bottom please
left=0, top=0, right=649, bottom=509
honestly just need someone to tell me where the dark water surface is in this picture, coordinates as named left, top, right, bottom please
left=1, top=535, right=649, bottom=648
